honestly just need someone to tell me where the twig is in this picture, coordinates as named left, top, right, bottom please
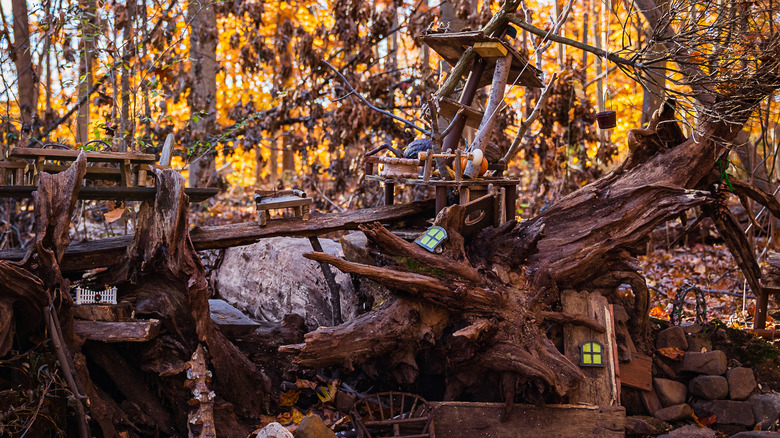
left=507, top=14, right=640, bottom=68
left=501, top=72, right=559, bottom=164
left=44, top=297, right=89, bottom=438
left=320, top=59, right=429, bottom=135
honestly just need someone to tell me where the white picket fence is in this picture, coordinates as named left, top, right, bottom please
left=74, top=286, right=117, bottom=305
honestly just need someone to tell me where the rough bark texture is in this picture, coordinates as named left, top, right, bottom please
left=11, top=0, right=38, bottom=125
left=187, top=0, right=218, bottom=187
left=108, top=168, right=271, bottom=420
left=284, top=32, right=780, bottom=402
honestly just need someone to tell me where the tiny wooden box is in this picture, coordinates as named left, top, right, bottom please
left=473, top=41, right=508, bottom=58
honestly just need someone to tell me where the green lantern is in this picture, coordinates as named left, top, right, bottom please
left=415, top=226, right=447, bottom=254
left=580, top=341, right=605, bottom=367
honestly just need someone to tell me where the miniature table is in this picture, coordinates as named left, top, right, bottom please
left=8, top=147, right=157, bottom=187
left=254, top=189, right=312, bottom=226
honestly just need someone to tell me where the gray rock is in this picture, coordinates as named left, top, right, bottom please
left=340, top=232, right=375, bottom=265
left=658, top=424, right=717, bottom=438
left=687, top=332, right=713, bottom=353
left=655, top=378, right=688, bottom=407
left=654, top=404, right=694, bottom=422
left=626, top=416, right=672, bottom=436
left=294, top=415, right=337, bottom=438
left=683, top=324, right=703, bottom=334
left=257, top=422, right=295, bottom=438
left=729, top=432, right=780, bottom=437
left=749, top=392, right=780, bottom=430
left=214, top=237, right=358, bottom=328
left=682, top=351, right=728, bottom=375
left=689, top=375, right=729, bottom=400
left=728, top=367, right=757, bottom=400
left=692, top=400, right=755, bottom=427
left=658, top=326, right=689, bottom=351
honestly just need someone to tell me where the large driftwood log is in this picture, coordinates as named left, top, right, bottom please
left=108, top=168, right=271, bottom=421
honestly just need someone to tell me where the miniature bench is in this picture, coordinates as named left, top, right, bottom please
left=254, top=189, right=312, bottom=226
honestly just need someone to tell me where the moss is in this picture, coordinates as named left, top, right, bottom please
left=709, top=319, right=779, bottom=364
left=394, top=256, right=447, bottom=277
left=709, top=319, right=780, bottom=391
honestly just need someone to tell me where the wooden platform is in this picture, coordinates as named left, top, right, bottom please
left=421, top=31, right=544, bottom=88
left=0, top=185, right=218, bottom=202
left=365, top=174, right=518, bottom=222
left=429, top=402, right=625, bottom=438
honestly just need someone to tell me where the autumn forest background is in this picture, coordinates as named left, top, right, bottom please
left=4, top=0, right=780, bottom=434
left=3, top=0, right=780, bottom=315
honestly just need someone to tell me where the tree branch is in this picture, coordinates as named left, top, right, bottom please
left=506, top=14, right=640, bottom=68
left=320, top=59, right=429, bottom=135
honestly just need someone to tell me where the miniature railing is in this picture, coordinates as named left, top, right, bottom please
left=74, top=286, right=118, bottom=305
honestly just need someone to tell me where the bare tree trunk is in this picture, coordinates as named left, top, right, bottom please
left=641, top=42, right=666, bottom=127
left=282, top=135, right=295, bottom=174
left=120, top=0, right=135, bottom=151
left=188, top=0, right=218, bottom=187
left=11, top=0, right=38, bottom=126
left=77, top=0, right=96, bottom=143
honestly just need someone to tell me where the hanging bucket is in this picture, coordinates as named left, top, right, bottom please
left=596, top=110, right=617, bottom=129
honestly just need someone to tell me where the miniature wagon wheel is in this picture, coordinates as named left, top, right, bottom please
left=350, top=392, right=434, bottom=438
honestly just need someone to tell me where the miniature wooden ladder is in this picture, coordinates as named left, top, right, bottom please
left=351, top=392, right=435, bottom=438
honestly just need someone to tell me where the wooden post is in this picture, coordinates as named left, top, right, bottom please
left=308, top=236, right=343, bottom=326
left=384, top=182, right=395, bottom=206
left=436, top=186, right=448, bottom=214
left=464, top=53, right=512, bottom=178
left=505, top=184, right=517, bottom=222
left=120, top=159, right=132, bottom=187
left=756, top=287, right=769, bottom=329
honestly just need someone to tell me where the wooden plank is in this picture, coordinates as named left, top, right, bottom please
left=437, top=97, right=484, bottom=129
left=9, top=147, right=156, bottom=163
left=430, top=402, right=625, bottom=438
left=209, top=299, right=260, bottom=337
left=619, top=352, right=653, bottom=391
left=0, top=185, right=217, bottom=202
left=158, top=133, right=175, bottom=166
left=73, top=302, right=133, bottom=322
left=562, top=290, right=619, bottom=406
left=473, top=41, right=508, bottom=58
left=74, top=319, right=161, bottom=342
left=0, top=160, right=28, bottom=168
left=0, top=199, right=435, bottom=272
left=257, top=196, right=312, bottom=209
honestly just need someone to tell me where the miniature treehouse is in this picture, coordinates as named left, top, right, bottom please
left=364, top=24, right=544, bottom=235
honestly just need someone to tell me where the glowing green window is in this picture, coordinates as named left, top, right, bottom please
left=415, top=226, right=447, bottom=254
left=580, top=341, right=605, bottom=367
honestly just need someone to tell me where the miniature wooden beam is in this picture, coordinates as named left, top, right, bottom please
left=74, top=319, right=161, bottom=342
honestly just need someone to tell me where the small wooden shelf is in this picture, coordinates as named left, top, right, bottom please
left=437, top=97, right=485, bottom=129
left=421, top=31, right=544, bottom=89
